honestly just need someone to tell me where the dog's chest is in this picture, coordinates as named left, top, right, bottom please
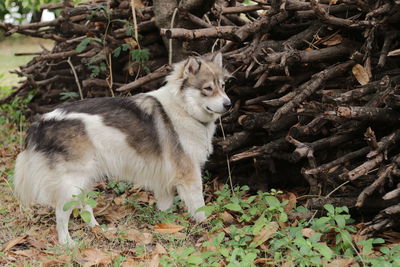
left=171, top=117, right=214, bottom=165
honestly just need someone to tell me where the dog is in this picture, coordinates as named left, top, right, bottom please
left=14, top=52, right=231, bottom=245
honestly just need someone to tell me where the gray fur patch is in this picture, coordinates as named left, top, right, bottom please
left=60, top=97, right=162, bottom=155
left=25, top=119, right=89, bottom=160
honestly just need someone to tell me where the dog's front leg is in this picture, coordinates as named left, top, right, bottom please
left=176, top=173, right=206, bottom=222
left=155, top=190, right=174, bottom=211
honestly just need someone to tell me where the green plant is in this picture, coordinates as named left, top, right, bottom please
left=130, top=48, right=150, bottom=63
left=160, top=247, right=204, bottom=266
left=86, top=56, right=107, bottom=77
left=162, top=185, right=400, bottom=267
left=75, top=37, right=103, bottom=53
left=59, top=91, right=79, bottom=101
left=112, top=43, right=131, bottom=58
left=107, top=181, right=130, bottom=195
left=113, top=255, right=126, bottom=266
left=63, top=189, right=99, bottom=223
left=199, top=186, right=288, bottom=226
left=126, top=194, right=183, bottom=226
left=0, top=88, right=35, bottom=126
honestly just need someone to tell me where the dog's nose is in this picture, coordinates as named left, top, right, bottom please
left=223, top=100, right=232, bottom=110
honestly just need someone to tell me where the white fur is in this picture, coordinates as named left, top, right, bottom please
left=14, top=55, right=228, bottom=245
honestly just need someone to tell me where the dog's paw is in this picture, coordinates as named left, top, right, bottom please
left=59, top=236, right=77, bottom=247
left=156, top=198, right=173, bottom=211
left=193, top=211, right=206, bottom=223
left=88, top=219, right=100, bottom=228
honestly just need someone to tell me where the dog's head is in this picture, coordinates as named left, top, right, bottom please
left=168, top=53, right=231, bottom=123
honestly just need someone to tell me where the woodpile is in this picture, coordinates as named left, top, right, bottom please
left=1, top=0, right=400, bottom=235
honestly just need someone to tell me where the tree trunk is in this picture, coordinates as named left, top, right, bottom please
left=153, top=0, right=216, bottom=62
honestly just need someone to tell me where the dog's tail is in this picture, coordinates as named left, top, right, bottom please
left=14, top=150, right=34, bottom=206
left=14, top=149, right=53, bottom=206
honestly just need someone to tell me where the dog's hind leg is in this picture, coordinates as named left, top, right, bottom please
left=54, top=177, right=94, bottom=245
left=55, top=202, right=75, bottom=246
left=83, top=204, right=99, bottom=227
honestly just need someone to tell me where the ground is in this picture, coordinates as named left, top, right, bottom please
left=0, top=36, right=53, bottom=88
left=1, top=37, right=400, bottom=266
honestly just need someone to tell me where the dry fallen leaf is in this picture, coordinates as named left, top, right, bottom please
left=2, top=235, right=28, bottom=252
left=91, top=225, right=104, bottom=236
left=113, top=194, right=126, bottom=205
left=27, top=238, right=47, bottom=250
left=322, top=34, right=342, bottom=46
left=121, top=258, right=139, bottom=267
left=252, top=222, right=279, bottom=247
left=124, top=37, right=138, bottom=49
left=123, top=229, right=153, bottom=244
left=41, top=255, right=72, bottom=267
left=154, top=223, right=184, bottom=234
left=301, top=228, right=316, bottom=238
left=10, top=249, right=37, bottom=257
left=220, top=211, right=235, bottom=224
left=352, top=64, right=370, bottom=85
left=137, top=191, right=155, bottom=205
left=102, top=206, right=131, bottom=222
left=282, top=261, right=293, bottom=267
left=102, top=229, right=118, bottom=241
left=254, top=258, right=273, bottom=264
left=154, top=243, right=168, bottom=254
left=79, top=248, right=114, bottom=267
left=148, top=254, right=160, bottom=267
left=133, top=0, right=145, bottom=8
left=326, top=258, right=355, bottom=267
left=279, top=192, right=297, bottom=213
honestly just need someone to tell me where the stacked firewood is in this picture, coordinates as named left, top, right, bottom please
left=1, top=0, right=400, bottom=235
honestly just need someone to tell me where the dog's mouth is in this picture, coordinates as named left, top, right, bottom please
left=206, top=106, right=224, bottom=114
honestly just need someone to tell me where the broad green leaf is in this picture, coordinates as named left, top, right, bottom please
left=86, top=199, right=97, bottom=208
left=187, top=255, right=203, bottom=265
left=80, top=210, right=92, bottom=223
left=324, top=204, right=335, bottom=214
left=335, top=215, right=346, bottom=228
left=313, top=217, right=330, bottom=229
left=182, top=247, right=195, bottom=257
left=265, top=196, right=281, bottom=208
left=314, top=243, right=333, bottom=260
left=279, top=212, right=288, bottom=222
left=219, top=247, right=230, bottom=257
left=63, top=200, right=80, bottom=211
left=253, top=216, right=267, bottom=235
left=224, top=203, right=242, bottom=212
left=196, top=205, right=214, bottom=217
left=246, top=195, right=256, bottom=204
left=309, top=233, right=322, bottom=243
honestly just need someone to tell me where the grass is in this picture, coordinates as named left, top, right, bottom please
left=0, top=35, right=53, bottom=88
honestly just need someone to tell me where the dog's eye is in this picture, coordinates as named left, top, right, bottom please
left=204, top=87, right=212, bottom=92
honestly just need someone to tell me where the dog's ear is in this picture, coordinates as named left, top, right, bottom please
left=184, top=57, right=201, bottom=76
left=213, top=52, right=223, bottom=68
left=203, top=52, right=223, bottom=68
